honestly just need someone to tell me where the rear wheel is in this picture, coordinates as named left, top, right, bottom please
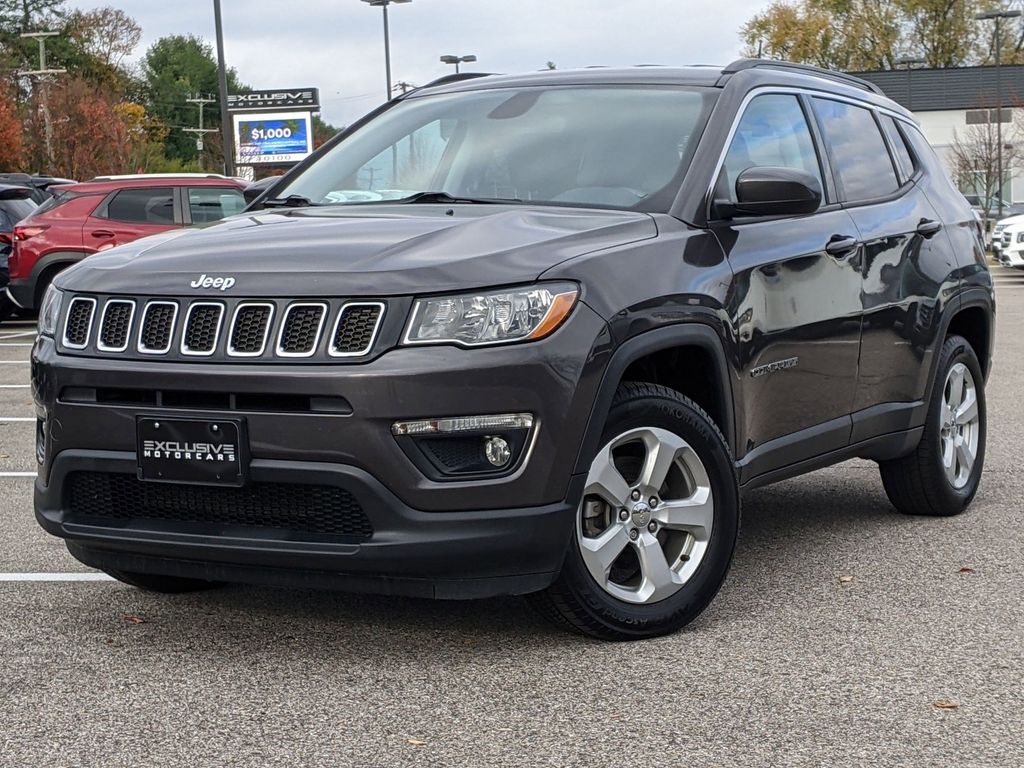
left=531, top=382, right=739, bottom=641
left=104, top=569, right=223, bottom=594
left=879, top=334, right=986, bottom=516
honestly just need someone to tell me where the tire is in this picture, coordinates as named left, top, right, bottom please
left=530, top=382, right=739, bottom=641
left=0, top=293, right=13, bottom=325
left=104, top=569, right=223, bottom=594
left=879, top=334, right=986, bottom=516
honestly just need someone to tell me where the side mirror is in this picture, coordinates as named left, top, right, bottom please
left=726, top=167, right=822, bottom=218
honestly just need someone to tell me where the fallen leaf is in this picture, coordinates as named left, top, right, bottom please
left=933, top=699, right=960, bottom=710
left=0, top=453, right=10, bottom=459
left=123, top=615, right=146, bottom=625
left=838, top=575, right=855, bottom=584
left=958, top=567, right=975, bottom=574
left=407, top=739, right=427, bottom=747
left=609, top=713, right=623, bottom=721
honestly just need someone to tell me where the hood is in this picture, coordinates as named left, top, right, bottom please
left=56, top=204, right=657, bottom=297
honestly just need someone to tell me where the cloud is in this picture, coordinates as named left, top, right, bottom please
left=75, top=0, right=767, bottom=126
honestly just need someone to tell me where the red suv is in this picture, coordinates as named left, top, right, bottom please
left=5, top=175, right=247, bottom=312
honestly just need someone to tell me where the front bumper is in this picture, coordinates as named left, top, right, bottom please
left=31, top=305, right=610, bottom=597
left=998, top=248, right=1024, bottom=268
left=6, top=277, right=32, bottom=309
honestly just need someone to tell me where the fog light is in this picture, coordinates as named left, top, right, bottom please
left=484, top=436, right=511, bottom=467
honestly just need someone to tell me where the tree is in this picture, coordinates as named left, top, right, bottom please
left=313, top=115, right=340, bottom=149
left=0, top=0, right=65, bottom=32
left=740, top=0, right=986, bottom=70
left=141, top=35, right=246, bottom=166
left=0, top=78, right=24, bottom=171
left=948, top=109, right=1023, bottom=225
left=64, top=7, right=140, bottom=69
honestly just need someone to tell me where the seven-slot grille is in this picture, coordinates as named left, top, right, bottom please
left=60, top=296, right=386, bottom=361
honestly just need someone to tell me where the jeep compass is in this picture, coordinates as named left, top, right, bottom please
left=31, top=61, right=994, bottom=640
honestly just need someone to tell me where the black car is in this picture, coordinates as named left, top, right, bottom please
left=0, top=184, right=36, bottom=323
left=31, top=61, right=994, bottom=640
left=0, top=173, right=77, bottom=206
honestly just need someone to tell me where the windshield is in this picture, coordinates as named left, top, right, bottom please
left=276, top=85, right=715, bottom=212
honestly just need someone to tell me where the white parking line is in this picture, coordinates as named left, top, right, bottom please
left=0, top=573, right=114, bottom=582
left=0, top=343, right=32, bottom=347
left=0, top=360, right=29, bottom=364
left=0, top=417, right=34, bottom=422
left=0, top=385, right=29, bottom=389
left=0, top=331, right=36, bottom=339
left=0, top=472, right=37, bottom=478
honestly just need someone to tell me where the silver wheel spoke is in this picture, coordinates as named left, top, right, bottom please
left=653, top=487, right=713, bottom=539
left=946, top=366, right=965, bottom=410
left=579, top=523, right=631, bottom=583
left=955, top=439, right=975, bottom=475
left=638, top=430, right=688, bottom=494
left=942, top=434, right=957, bottom=484
left=955, top=390, right=978, bottom=426
left=635, top=532, right=678, bottom=603
left=584, top=445, right=631, bottom=507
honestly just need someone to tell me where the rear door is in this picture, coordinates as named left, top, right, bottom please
left=810, top=98, right=955, bottom=440
left=86, top=186, right=179, bottom=251
left=711, top=92, right=863, bottom=477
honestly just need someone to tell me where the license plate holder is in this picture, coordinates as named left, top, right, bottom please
left=137, top=417, right=247, bottom=487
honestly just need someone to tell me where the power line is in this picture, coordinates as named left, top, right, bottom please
left=19, top=31, right=66, bottom=167
left=182, top=93, right=217, bottom=153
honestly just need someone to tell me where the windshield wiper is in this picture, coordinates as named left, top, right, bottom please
left=261, top=194, right=318, bottom=209
left=389, top=191, right=526, bottom=205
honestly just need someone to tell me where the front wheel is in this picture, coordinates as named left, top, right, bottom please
left=530, top=383, right=739, bottom=641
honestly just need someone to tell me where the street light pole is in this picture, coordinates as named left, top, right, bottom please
left=362, top=0, right=412, bottom=101
left=894, top=56, right=926, bottom=112
left=976, top=9, right=1022, bottom=219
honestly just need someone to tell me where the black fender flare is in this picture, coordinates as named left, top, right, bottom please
left=10, top=251, right=90, bottom=309
left=921, top=286, right=995, bottom=406
left=572, top=321, right=736, bottom=476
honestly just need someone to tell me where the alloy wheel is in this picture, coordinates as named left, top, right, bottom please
left=939, top=362, right=981, bottom=490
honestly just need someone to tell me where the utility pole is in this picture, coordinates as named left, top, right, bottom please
left=392, top=81, right=415, bottom=96
left=184, top=94, right=218, bottom=164
left=976, top=9, right=1022, bottom=219
left=19, top=31, right=66, bottom=168
left=213, top=0, right=235, bottom=176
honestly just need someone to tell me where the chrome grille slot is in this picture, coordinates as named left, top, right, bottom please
left=330, top=302, right=384, bottom=357
left=228, top=303, right=274, bottom=357
left=138, top=302, right=178, bottom=354
left=63, top=297, right=96, bottom=349
left=277, top=303, right=327, bottom=357
left=181, top=303, right=224, bottom=356
left=97, top=300, right=135, bottom=352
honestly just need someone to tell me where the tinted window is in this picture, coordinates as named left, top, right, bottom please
left=104, top=187, right=175, bottom=224
left=812, top=98, right=899, bottom=201
left=880, top=117, right=916, bottom=183
left=719, top=94, right=823, bottom=203
left=188, top=187, right=246, bottom=224
left=0, top=200, right=35, bottom=231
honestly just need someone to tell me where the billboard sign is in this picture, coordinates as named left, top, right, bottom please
left=234, top=111, right=313, bottom=165
left=228, top=89, right=320, bottom=112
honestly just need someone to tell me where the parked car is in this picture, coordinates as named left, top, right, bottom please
left=32, top=61, right=993, bottom=640
left=5, top=174, right=247, bottom=314
left=991, top=213, right=1024, bottom=253
left=995, top=220, right=1024, bottom=268
left=0, top=184, right=37, bottom=323
left=963, top=194, right=1024, bottom=221
left=0, top=173, right=77, bottom=205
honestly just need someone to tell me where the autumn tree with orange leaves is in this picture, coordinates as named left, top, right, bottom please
left=0, top=79, right=24, bottom=172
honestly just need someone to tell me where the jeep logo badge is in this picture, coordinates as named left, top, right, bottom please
left=190, top=274, right=236, bottom=291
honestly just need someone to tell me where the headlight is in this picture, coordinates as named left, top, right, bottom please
left=403, top=283, right=578, bottom=347
left=38, top=285, right=63, bottom=337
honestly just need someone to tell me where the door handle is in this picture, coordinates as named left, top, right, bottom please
left=91, top=230, right=115, bottom=239
left=916, top=219, right=942, bottom=238
left=825, top=235, right=859, bottom=257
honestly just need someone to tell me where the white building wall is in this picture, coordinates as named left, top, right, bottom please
left=914, top=108, right=1024, bottom=203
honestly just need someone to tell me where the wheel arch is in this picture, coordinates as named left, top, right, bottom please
left=573, top=322, right=736, bottom=475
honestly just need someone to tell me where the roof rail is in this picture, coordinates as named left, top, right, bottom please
left=416, top=72, right=496, bottom=91
left=719, top=59, right=884, bottom=95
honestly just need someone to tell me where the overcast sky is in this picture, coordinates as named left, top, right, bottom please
left=75, top=0, right=768, bottom=126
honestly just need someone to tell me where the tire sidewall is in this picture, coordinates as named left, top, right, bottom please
left=928, top=336, right=987, bottom=509
left=562, top=388, right=739, bottom=638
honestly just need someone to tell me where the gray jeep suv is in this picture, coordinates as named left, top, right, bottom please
left=31, top=61, right=994, bottom=640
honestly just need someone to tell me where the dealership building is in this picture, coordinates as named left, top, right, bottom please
left=855, top=65, right=1024, bottom=203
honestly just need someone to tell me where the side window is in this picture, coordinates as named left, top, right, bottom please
left=103, top=187, right=176, bottom=225
left=188, top=187, right=247, bottom=224
left=812, top=98, right=899, bottom=202
left=880, top=116, right=917, bottom=183
left=719, top=93, right=823, bottom=203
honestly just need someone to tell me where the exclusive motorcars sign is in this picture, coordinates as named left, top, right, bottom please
left=228, top=89, right=320, bottom=112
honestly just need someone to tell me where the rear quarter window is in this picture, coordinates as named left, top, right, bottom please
left=812, top=98, right=900, bottom=202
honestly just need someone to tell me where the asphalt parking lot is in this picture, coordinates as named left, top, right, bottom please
left=1, top=271, right=1022, bottom=768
